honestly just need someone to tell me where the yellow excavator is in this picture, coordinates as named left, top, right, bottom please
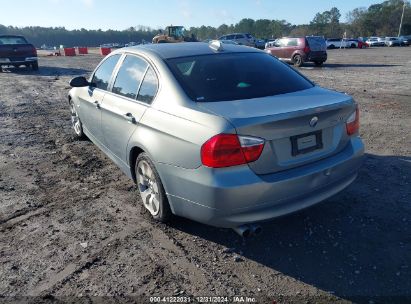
left=152, top=26, right=197, bottom=43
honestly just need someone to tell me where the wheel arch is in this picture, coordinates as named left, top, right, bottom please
left=129, top=146, right=145, bottom=183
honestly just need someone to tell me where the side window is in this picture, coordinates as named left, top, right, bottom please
left=112, top=55, right=148, bottom=100
left=287, top=39, right=298, bottom=47
left=226, top=35, right=235, bottom=40
left=277, top=39, right=287, bottom=47
left=137, top=67, right=159, bottom=104
left=92, top=54, right=121, bottom=91
left=235, top=34, right=244, bottom=39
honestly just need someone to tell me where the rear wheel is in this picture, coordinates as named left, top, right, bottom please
left=32, top=62, right=39, bottom=71
left=293, top=54, right=303, bottom=67
left=136, top=153, right=171, bottom=222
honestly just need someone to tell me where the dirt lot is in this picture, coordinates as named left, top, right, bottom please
left=0, top=47, right=410, bottom=304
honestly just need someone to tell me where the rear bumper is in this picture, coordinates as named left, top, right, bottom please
left=306, top=52, right=327, bottom=62
left=0, top=57, right=37, bottom=65
left=158, top=136, right=364, bottom=228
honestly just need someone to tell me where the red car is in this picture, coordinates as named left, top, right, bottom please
left=348, top=39, right=368, bottom=49
left=265, top=36, right=327, bottom=67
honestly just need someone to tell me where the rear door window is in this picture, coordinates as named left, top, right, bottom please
left=137, top=67, right=159, bottom=104
left=112, top=55, right=148, bottom=100
left=91, top=54, right=121, bottom=91
left=276, top=39, right=287, bottom=47
left=287, top=39, right=298, bottom=46
left=167, top=52, right=313, bottom=102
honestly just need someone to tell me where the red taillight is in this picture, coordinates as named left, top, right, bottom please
left=304, top=46, right=310, bottom=54
left=201, top=134, right=265, bottom=168
left=31, top=46, right=37, bottom=56
left=346, top=107, right=360, bottom=135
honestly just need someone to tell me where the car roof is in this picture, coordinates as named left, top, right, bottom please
left=122, top=42, right=261, bottom=59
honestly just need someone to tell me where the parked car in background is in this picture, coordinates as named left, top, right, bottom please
left=68, top=42, right=363, bottom=234
left=265, top=39, right=277, bottom=49
left=399, top=35, right=410, bottom=46
left=356, top=38, right=368, bottom=49
left=366, top=37, right=385, bottom=47
left=255, top=39, right=266, bottom=49
left=385, top=37, right=401, bottom=47
left=0, top=35, right=38, bottom=71
left=326, top=38, right=348, bottom=49
left=346, top=39, right=367, bottom=49
left=266, top=36, right=327, bottom=67
left=218, top=33, right=256, bottom=47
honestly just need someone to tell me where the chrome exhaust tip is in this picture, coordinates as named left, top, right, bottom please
left=233, top=225, right=252, bottom=238
left=250, top=224, right=263, bottom=236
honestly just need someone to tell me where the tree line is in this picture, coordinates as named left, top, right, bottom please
left=0, top=0, right=409, bottom=47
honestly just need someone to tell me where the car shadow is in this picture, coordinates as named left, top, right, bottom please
left=168, top=153, right=411, bottom=303
left=0, top=65, right=90, bottom=76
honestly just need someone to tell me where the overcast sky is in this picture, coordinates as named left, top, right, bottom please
left=1, top=0, right=379, bottom=30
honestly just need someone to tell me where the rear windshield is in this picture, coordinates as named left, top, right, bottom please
left=0, top=36, right=28, bottom=45
left=307, top=36, right=326, bottom=51
left=166, top=53, right=313, bottom=102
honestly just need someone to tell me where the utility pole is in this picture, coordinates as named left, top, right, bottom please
left=398, top=0, right=406, bottom=37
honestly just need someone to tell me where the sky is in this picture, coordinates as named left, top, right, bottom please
left=1, top=0, right=380, bottom=30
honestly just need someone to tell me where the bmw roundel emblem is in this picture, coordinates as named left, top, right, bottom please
left=310, top=116, right=319, bottom=128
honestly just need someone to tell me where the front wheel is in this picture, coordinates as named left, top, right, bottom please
left=293, top=54, right=304, bottom=67
left=69, top=99, right=85, bottom=139
left=136, top=153, right=171, bottom=222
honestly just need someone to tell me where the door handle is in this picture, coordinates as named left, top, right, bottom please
left=123, top=113, right=136, bottom=124
left=94, top=101, right=101, bottom=109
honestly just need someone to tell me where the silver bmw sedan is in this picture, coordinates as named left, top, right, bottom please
left=68, top=41, right=364, bottom=235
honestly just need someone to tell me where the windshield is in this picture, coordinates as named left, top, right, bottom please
left=166, top=52, right=313, bottom=102
left=0, top=36, right=28, bottom=45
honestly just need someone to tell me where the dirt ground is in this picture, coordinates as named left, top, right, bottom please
left=0, top=47, right=410, bottom=304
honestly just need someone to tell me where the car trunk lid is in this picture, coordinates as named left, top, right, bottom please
left=0, top=44, right=36, bottom=59
left=198, top=86, right=355, bottom=174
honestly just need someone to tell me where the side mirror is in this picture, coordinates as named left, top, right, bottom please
left=70, top=76, right=90, bottom=87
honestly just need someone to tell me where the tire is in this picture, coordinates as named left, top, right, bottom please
left=314, top=61, right=324, bottom=66
left=329, top=44, right=335, bottom=49
left=293, top=54, right=303, bottom=67
left=32, top=62, right=39, bottom=71
left=135, top=153, right=172, bottom=223
left=351, top=43, right=356, bottom=48
left=69, top=99, right=85, bottom=139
